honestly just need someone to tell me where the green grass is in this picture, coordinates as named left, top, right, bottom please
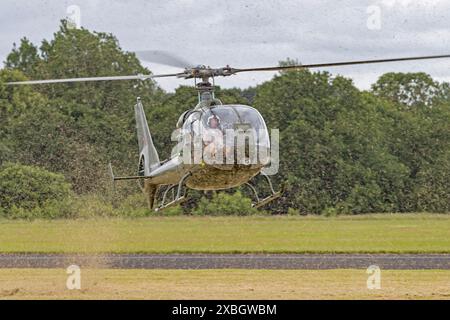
left=0, top=214, right=449, bottom=253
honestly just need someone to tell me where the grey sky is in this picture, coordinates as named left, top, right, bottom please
left=1, top=0, right=449, bottom=91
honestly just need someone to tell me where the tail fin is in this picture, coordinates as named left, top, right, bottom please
left=135, top=98, right=160, bottom=175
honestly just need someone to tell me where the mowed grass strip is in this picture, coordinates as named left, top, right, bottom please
left=1, top=269, right=450, bottom=299
left=0, top=214, right=449, bottom=253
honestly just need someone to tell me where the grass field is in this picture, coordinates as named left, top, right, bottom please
left=1, top=268, right=449, bottom=299
left=0, top=214, right=449, bottom=253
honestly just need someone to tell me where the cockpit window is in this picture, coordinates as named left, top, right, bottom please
left=182, top=110, right=201, bottom=134
left=201, top=105, right=270, bottom=146
left=177, top=105, right=271, bottom=165
left=202, top=105, right=267, bottom=130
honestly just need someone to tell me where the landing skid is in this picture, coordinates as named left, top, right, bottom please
left=245, top=173, right=284, bottom=208
left=154, top=172, right=191, bottom=212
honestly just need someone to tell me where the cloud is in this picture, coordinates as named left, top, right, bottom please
left=1, top=0, right=449, bottom=91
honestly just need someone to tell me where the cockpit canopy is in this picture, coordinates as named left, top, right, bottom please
left=175, top=104, right=270, bottom=166
left=181, top=104, right=270, bottom=146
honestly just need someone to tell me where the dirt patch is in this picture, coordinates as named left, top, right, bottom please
left=0, top=269, right=449, bottom=300
left=0, top=288, right=20, bottom=297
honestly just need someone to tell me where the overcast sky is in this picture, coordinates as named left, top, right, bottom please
left=1, top=0, right=449, bottom=91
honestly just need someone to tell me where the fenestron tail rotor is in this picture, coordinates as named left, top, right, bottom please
left=5, top=53, right=450, bottom=86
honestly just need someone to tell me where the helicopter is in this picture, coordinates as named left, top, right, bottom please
left=7, top=52, right=450, bottom=211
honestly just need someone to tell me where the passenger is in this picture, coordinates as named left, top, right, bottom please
left=207, top=115, right=220, bottom=129
left=204, top=115, right=224, bottom=163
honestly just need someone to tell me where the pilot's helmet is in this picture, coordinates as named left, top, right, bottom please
left=207, top=115, right=221, bottom=128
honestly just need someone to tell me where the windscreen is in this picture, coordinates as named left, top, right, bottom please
left=201, top=105, right=270, bottom=148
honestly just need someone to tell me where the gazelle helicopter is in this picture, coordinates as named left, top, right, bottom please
left=7, top=52, right=450, bottom=211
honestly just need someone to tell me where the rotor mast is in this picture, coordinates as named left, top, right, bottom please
left=194, top=69, right=215, bottom=104
left=180, top=65, right=235, bottom=106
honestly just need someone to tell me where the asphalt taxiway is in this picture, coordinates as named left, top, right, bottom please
left=0, top=253, right=449, bottom=269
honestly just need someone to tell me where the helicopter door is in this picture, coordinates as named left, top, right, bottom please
left=176, top=110, right=202, bottom=163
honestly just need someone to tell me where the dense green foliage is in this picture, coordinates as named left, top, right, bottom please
left=1, top=22, right=449, bottom=217
left=252, top=71, right=450, bottom=214
left=0, top=163, right=71, bottom=213
left=193, top=191, right=259, bottom=216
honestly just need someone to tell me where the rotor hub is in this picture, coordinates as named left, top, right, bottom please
left=178, top=65, right=237, bottom=81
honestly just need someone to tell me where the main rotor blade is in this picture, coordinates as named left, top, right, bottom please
left=5, top=72, right=181, bottom=85
left=234, top=54, right=450, bottom=73
left=134, top=50, right=194, bottom=68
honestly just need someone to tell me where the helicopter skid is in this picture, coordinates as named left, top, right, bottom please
left=154, top=195, right=188, bottom=212
left=154, top=172, right=191, bottom=212
left=245, top=173, right=284, bottom=209
left=252, top=191, right=282, bottom=209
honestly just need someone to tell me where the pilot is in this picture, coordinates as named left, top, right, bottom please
left=208, top=115, right=221, bottom=129
left=204, top=115, right=224, bottom=162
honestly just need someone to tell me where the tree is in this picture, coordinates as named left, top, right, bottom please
left=2, top=21, right=165, bottom=193
left=253, top=69, right=411, bottom=214
left=4, top=38, right=40, bottom=76
left=416, top=150, right=450, bottom=212
left=371, top=72, right=440, bottom=108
